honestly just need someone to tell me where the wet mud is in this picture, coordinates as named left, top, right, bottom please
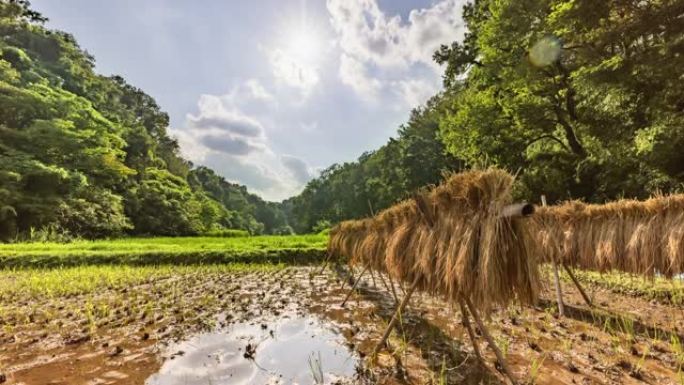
left=2, top=266, right=684, bottom=384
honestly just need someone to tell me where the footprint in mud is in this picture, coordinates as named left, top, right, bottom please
left=146, top=315, right=359, bottom=385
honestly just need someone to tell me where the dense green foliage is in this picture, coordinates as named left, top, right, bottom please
left=288, top=0, right=684, bottom=230
left=0, top=234, right=326, bottom=268
left=0, top=1, right=284, bottom=240
left=434, top=0, right=684, bottom=202
left=188, top=167, right=290, bottom=235
left=2, top=0, right=683, bottom=237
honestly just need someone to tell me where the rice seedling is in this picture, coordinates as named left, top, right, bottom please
left=437, top=357, right=448, bottom=385
left=556, top=268, right=684, bottom=305
left=0, top=234, right=327, bottom=268
left=527, top=354, right=546, bottom=384
left=634, top=345, right=650, bottom=376
left=496, top=334, right=511, bottom=358
left=618, top=315, right=636, bottom=342
left=671, top=334, right=684, bottom=369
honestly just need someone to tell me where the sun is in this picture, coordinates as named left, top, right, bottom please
left=284, top=28, right=321, bottom=64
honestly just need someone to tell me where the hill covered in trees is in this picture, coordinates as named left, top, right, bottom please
left=0, top=1, right=287, bottom=240
left=286, top=0, right=684, bottom=232
left=2, top=0, right=682, bottom=238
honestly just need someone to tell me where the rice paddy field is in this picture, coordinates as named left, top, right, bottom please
left=2, top=234, right=684, bottom=384
left=0, top=235, right=327, bottom=268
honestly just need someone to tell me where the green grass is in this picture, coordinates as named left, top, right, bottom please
left=554, top=267, right=684, bottom=305
left=0, top=234, right=327, bottom=268
left=0, top=263, right=285, bottom=301
left=201, top=229, right=251, bottom=237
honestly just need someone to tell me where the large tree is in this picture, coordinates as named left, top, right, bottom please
left=435, top=0, right=684, bottom=202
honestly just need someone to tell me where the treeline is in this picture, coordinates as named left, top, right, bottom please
left=284, top=101, right=462, bottom=233
left=0, top=1, right=286, bottom=240
left=287, top=0, right=684, bottom=232
left=2, top=0, right=683, bottom=238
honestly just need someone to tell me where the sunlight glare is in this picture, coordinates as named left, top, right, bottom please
left=285, top=27, right=321, bottom=64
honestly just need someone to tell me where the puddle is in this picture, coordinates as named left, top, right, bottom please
left=146, top=315, right=359, bottom=385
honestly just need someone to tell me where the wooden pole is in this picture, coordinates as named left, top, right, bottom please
left=372, top=277, right=420, bottom=357
left=376, top=271, right=399, bottom=304
left=552, top=261, right=565, bottom=316
left=542, top=195, right=565, bottom=317
left=369, top=268, right=378, bottom=289
left=317, top=257, right=329, bottom=275
left=341, top=265, right=369, bottom=307
left=464, top=297, right=518, bottom=385
left=563, top=263, right=593, bottom=307
left=317, top=249, right=334, bottom=275
left=386, top=273, right=399, bottom=304
left=458, top=298, right=482, bottom=361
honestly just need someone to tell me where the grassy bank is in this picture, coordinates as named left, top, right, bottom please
left=553, top=267, right=684, bottom=306
left=0, top=235, right=327, bottom=268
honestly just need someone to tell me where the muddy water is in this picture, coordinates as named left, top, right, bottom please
left=7, top=267, right=684, bottom=384
left=146, top=315, right=359, bottom=385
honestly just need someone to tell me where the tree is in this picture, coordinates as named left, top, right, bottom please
left=436, top=0, right=684, bottom=203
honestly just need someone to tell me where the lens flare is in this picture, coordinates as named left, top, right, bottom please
left=529, top=36, right=561, bottom=67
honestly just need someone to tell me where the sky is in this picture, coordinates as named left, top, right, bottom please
left=31, top=0, right=467, bottom=201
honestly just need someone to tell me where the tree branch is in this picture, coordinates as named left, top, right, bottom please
left=526, top=134, right=570, bottom=152
left=554, top=108, right=587, bottom=157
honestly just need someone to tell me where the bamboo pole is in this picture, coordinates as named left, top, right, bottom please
left=386, top=273, right=399, bottom=304
left=563, top=263, right=593, bottom=307
left=542, top=195, right=565, bottom=317
left=552, top=262, right=565, bottom=316
left=371, top=277, right=420, bottom=357
left=464, top=297, right=518, bottom=385
left=376, top=271, right=399, bottom=304
left=317, top=255, right=330, bottom=274
left=459, top=298, right=483, bottom=361
left=341, top=265, right=369, bottom=307
left=369, top=268, right=378, bottom=289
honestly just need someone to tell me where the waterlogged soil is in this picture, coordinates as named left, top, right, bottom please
left=148, top=316, right=357, bottom=385
left=2, top=266, right=684, bottom=384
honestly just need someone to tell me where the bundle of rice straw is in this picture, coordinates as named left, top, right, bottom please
left=532, top=194, right=684, bottom=277
left=328, top=168, right=539, bottom=312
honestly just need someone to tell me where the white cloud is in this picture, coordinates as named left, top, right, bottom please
left=404, top=1, right=465, bottom=69
left=327, top=0, right=406, bottom=68
left=327, top=0, right=465, bottom=103
left=269, top=48, right=319, bottom=94
left=339, top=53, right=382, bottom=99
left=199, top=134, right=266, bottom=156
left=392, top=78, right=439, bottom=108
left=300, top=121, right=319, bottom=133
left=244, top=78, right=274, bottom=101
left=204, top=152, right=285, bottom=192
left=177, top=93, right=267, bottom=159
left=327, top=0, right=465, bottom=69
left=187, top=95, right=265, bottom=138
left=281, top=154, right=314, bottom=184
left=170, top=80, right=315, bottom=201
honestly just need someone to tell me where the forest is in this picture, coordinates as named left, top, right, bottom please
left=1, top=0, right=683, bottom=239
left=0, top=0, right=288, bottom=240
